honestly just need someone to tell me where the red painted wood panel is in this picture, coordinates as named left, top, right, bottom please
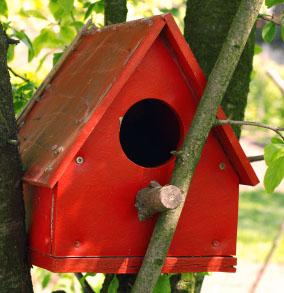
left=46, top=36, right=240, bottom=269
left=30, top=250, right=236, bottom=273
left=24, top=184, right=54, bottom=255
left=162, top=13, right=259, bottom=186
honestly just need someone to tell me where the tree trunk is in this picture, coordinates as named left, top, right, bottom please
left=179, top=1, right=256, bottom=291
left=184, top=0, right=256, bottom=139
left=0, top=24, right=33, bottom=292
left=103, top=2, right=136, bottom=292
left=104, top=0, right=128, bottom=26
left=165, top=1, right=257, bottom=291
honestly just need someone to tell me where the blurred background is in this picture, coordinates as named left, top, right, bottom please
left=1, top=0, right=284, bottom=292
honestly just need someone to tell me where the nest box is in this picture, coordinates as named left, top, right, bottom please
left=19, top=13, right=258, bottom=274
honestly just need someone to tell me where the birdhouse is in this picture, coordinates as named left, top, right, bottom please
left=18, top=13, right=258, bottom=274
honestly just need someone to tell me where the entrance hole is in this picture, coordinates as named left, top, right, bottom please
left=119, top=99, right=181, bottom=168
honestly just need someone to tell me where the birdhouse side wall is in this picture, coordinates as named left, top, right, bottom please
left=24, top=184, right=55, bottom=256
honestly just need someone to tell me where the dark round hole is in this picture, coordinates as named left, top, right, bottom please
left=119, top=99, right=181, bottom=167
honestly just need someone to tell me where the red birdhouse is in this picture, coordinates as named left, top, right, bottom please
left=19, top=13, right=258, bottom=274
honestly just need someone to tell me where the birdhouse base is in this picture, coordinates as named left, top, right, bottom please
left=30, top=251, right=236, bottom=273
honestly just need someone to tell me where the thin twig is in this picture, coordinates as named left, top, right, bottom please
left=7, top=38, right=20, bottom=45
left=250, top=219, right=284, bottom=293
left=7, top=66, right=37, bottom=88
left=71, top=11, right=80, bottom=33
left=258, top=14, right=281, bottom=25
left=266, top=69, right=284, bottom=95
left=215, top=119, right=284, bottom=141
left=74, top=273, right=95, bottom=293
left=248, top=155, right=264, bottom=162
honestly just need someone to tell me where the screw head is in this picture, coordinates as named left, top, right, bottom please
left=76, top=156, right=84, bottom=164
left=73, top=241, right=80, bottom=248
left=212, top=240, right=219, bottom=247
left=219, top=162, right=226, bottom=170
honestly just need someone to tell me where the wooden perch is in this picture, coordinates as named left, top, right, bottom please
left=135, top=181, right=183, bottom=221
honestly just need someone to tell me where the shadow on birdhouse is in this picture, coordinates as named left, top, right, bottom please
left=18, top=13, right=258, bottom=274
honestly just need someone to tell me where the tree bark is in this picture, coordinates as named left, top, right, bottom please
left=0, top=24, right=33, bottom=292
left=104, top=0, right=128, bottom=26
left=102, top=3, right=134, bottom=292
left=184, top=0, right=256, bottom=139
left=132, top=0, right=263, bottom=292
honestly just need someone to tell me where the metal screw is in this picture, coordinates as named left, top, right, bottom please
left=76, top=156, right=84, bottom=164
left=212, top=240, right=219, bottom=247
left=73, top=241, right=80, bottom=248
left=219, top=162, right=226, bottom=170
left=44, top=166, right=53, bottom=173
left=53, top=146, right=63, bottom=156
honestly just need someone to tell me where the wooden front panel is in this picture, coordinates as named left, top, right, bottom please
left=49, top=35, right=239, bottom=270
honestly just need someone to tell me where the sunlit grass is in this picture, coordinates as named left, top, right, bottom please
left=237, top=189, right=284, bottom=263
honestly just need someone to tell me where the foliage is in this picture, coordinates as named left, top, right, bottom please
left=259, top=1, right=284, bottom=43
left=237, top=189, right=284, bottom=263
left=262, top=21, right=277, bottom=43
left=1, top=0, right=284, bottom=291
left=245, top=57, right=284, bottom=141
left=265, top=0, right=284, bottom=8
left=264, top=138, right=284, bottom=193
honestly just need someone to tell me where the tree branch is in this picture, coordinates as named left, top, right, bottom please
left=74, top=273, right=95, bottom=293
left=70, top=11, right=80, bottom=33
left=215, top=119, right=284, bottom=140
left=7, top=66, right=36, bottom=87
left=7, top=38, right=20, bottom=45
left=131, top=1, right=264, bottom=292
left=248, top=155, right=264, bottom=162
left=258, top=14, right=282, bottom=25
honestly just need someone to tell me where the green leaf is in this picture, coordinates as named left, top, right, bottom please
left=84, top=0, right=104, bottom=20
left=14, top=100, right=27, bottom=114
left=19, top=9, right=47, bottom=20
left=79, top=273, right=97, bottom=288
left=265, top=0, right=284, bottom=8
left=254, top=45, right=263, bottom=55
left=53, top=52, right=64, bottom=66
left=12, top=29, right=35, bottom=62
left=33, top=29, right=64, bottom=56
left=70, top=21, right=84, bottom=31
left=160, top=8, right=179, bottom=17
left=60, top=25, right=75, bottom=43
left=271, top=137, right=284, bottom=144
left=153, top=275, right=171, bottom=293
left=58, top=0, right=74, bottom=12
left=7, top=44, right=15, bottom=62
left=264, top=143, right=284, bottom=166
left=281, top=26, right=284, bottom=42
left=0, top=0, right=8, bottom=18
left=262, top=22, right=277, bottom=43
left=49, top=0, right=67, bottom=20
left=36, top=52, right=51, bottom=72
left=264, top=156, right=284, bottom=193
left=42, top=273, right=51, bottom=289
left=107, top=276, right=119, bottom=293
